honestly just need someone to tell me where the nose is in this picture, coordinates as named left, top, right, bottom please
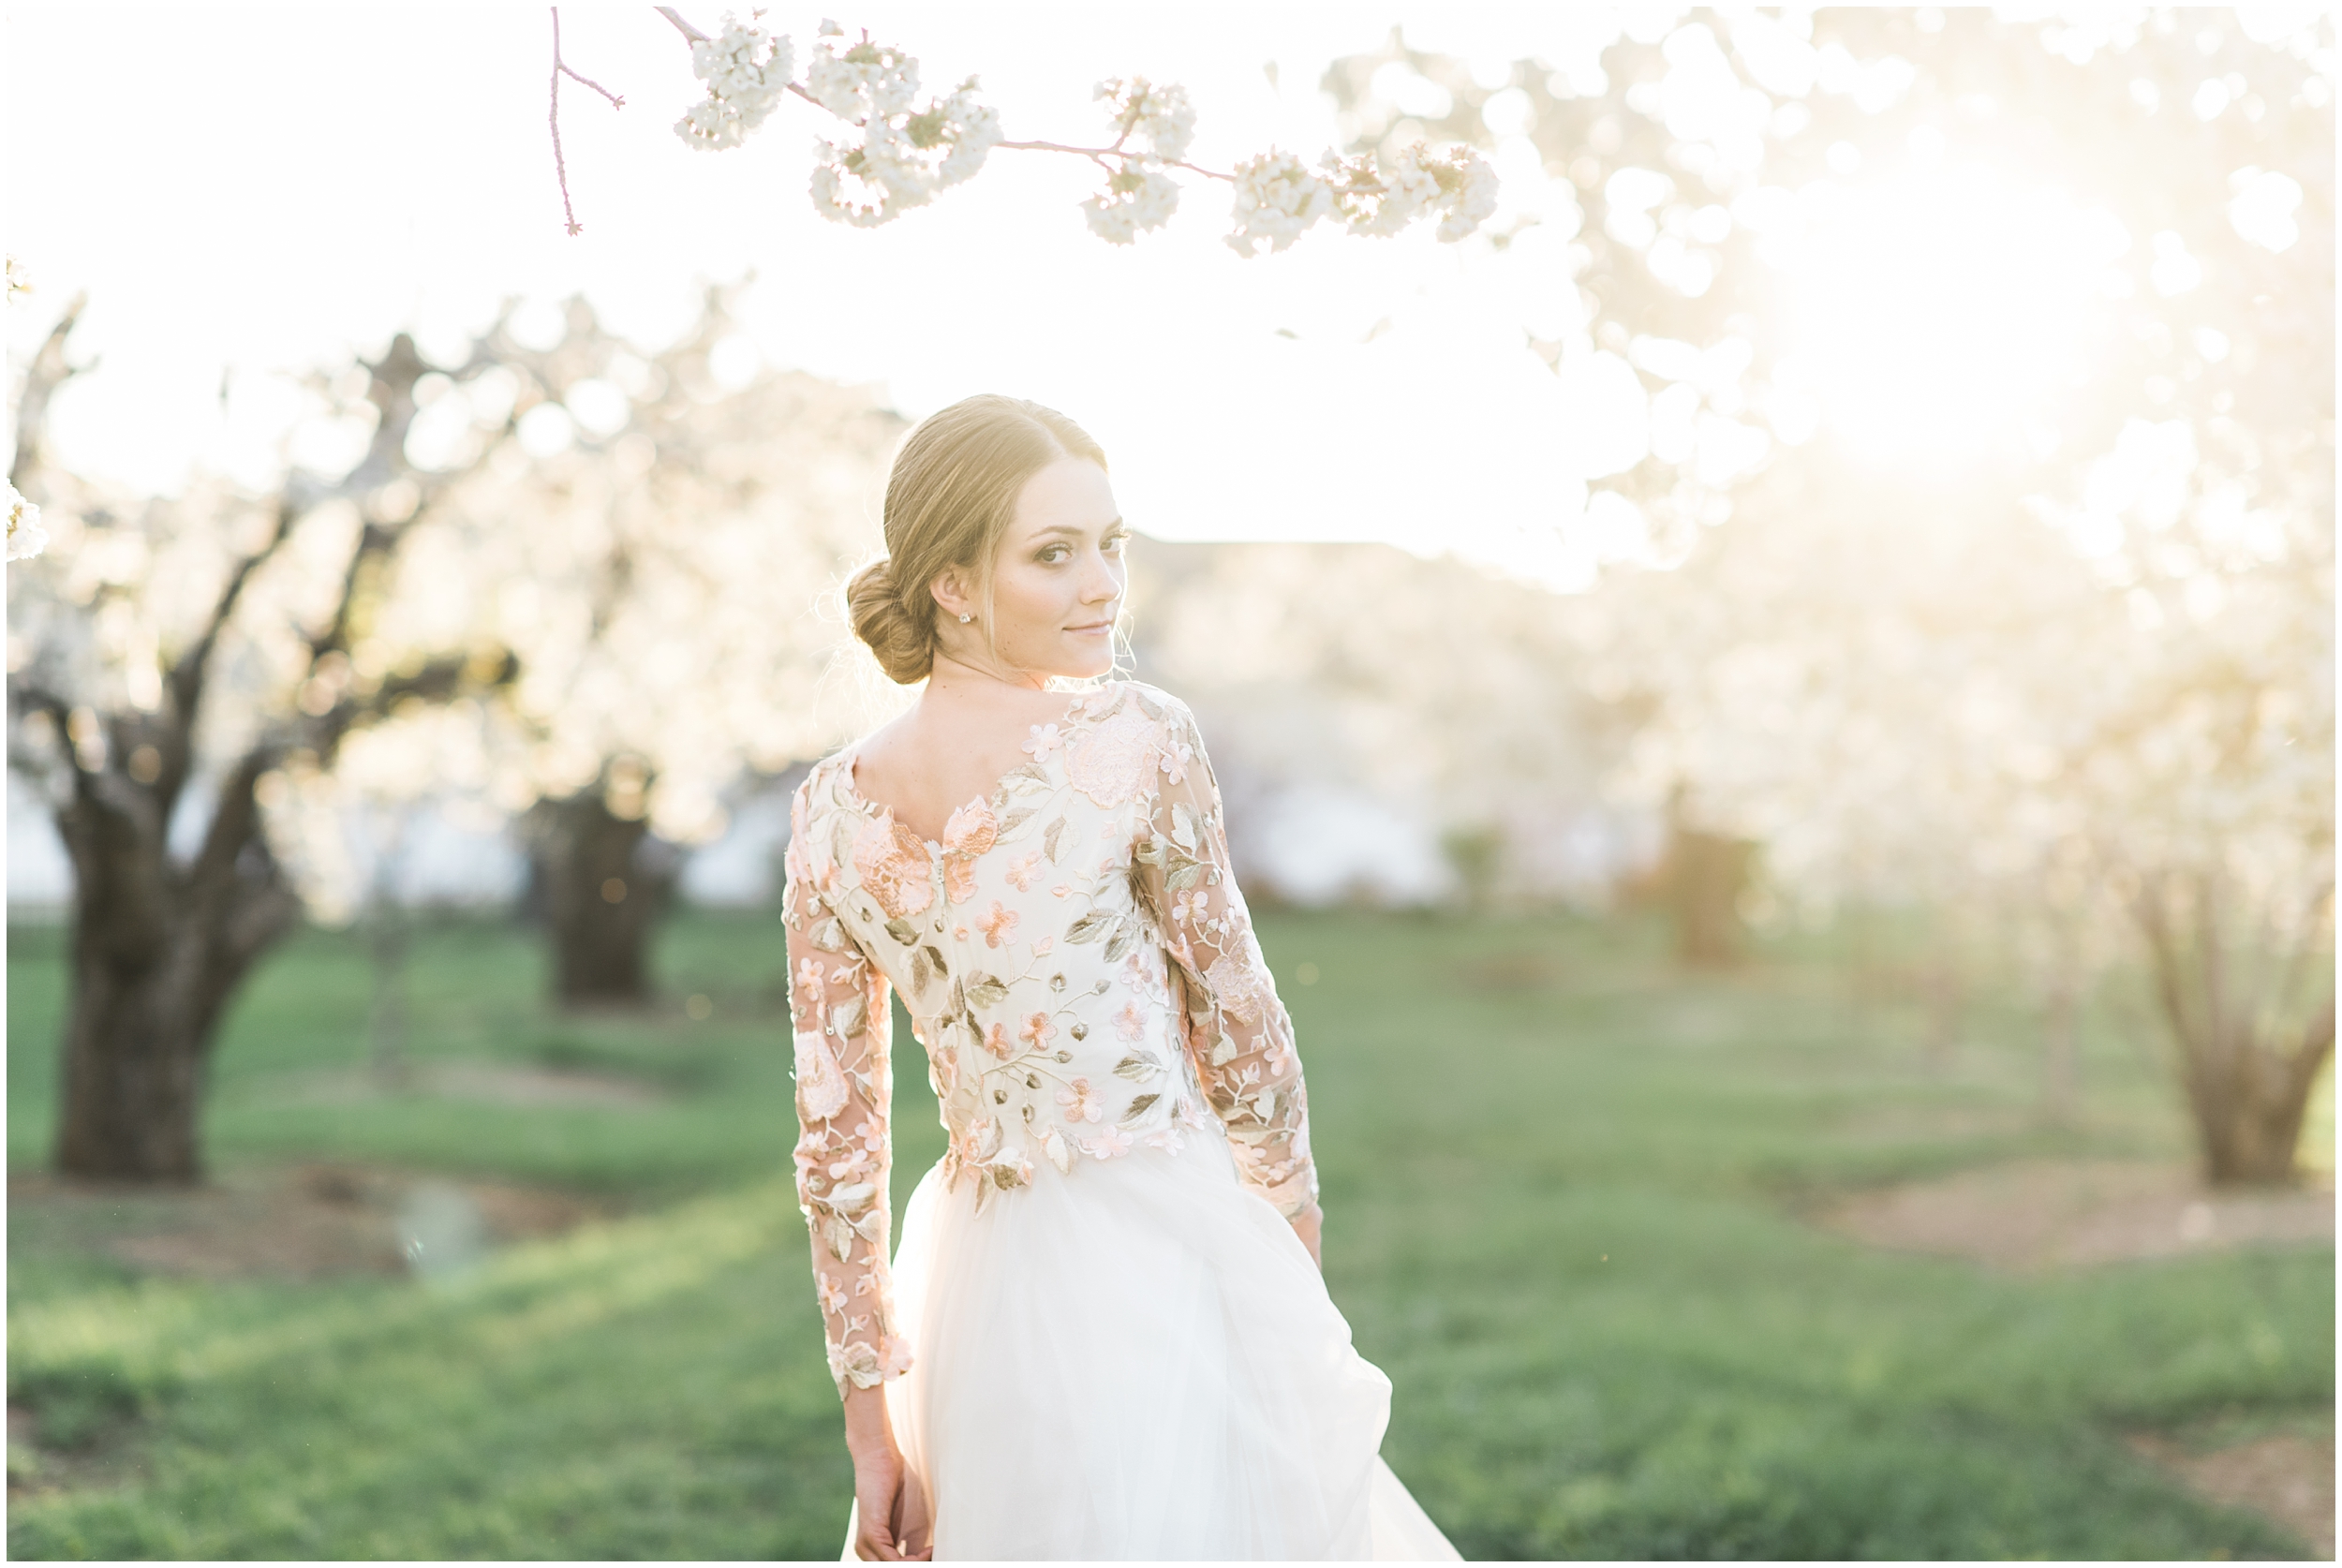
left=1080, top=548, right=1123, bottom=606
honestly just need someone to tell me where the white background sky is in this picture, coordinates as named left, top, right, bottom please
left=7, top=3, right=1614, bottom=563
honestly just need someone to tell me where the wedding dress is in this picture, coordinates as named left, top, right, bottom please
left=784, top=679, right=1460, bottom=1561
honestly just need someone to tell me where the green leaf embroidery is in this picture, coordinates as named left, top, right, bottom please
left=923, top=945, right=949, bottom=978
left=1113, top=1054, right=1162, bottom=1082
left=832, top=995, right=869, bottom=1039
left=1105, top=922, right=1138, bottom=962
left=966, top=975, right=1011, bottom=1010
left=1065, top=910, right=1115, bottom=945
left=910, top=948, right=932, bottom=995
left=1044, top=816, right=1069, bottom=863
left=884, top=917, right=920, bottom=947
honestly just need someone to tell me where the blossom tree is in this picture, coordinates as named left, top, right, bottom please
left=1323, top=10, right=2334, bottom=1177
left=360, top=286, right=904, bottom=1005
left=6, top=303, right=523, bottom=1180
left=540, top=7, right=1497, bottom=252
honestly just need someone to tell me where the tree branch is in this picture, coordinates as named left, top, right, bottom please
left=653, top=6, right=707, bottom=45
left=548, top=8, right=623, bottom=236
left=11, top=293, right=91, bottom=496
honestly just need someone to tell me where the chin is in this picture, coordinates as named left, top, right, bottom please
left=1049, top=642, right=1116, bottom=681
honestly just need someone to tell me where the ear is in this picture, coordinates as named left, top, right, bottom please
left=929, top=566, right=976, bottom=623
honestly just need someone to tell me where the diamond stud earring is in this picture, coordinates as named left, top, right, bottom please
left=957, top=612, right=972, bottom=623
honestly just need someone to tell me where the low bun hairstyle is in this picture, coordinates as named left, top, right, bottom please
left=849, top=393, right=1107, bottom=684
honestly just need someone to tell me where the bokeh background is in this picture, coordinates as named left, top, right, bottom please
left=6, top=4, right=2334, bottom=1559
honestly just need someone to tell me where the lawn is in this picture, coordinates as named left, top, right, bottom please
left=7, top=909, right=2332, bottom=1559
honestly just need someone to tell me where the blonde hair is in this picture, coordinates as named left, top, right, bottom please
left=848, top=393, right=1108, bottom=684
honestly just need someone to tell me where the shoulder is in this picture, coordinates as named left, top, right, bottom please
left=1088, top=677, right=1200, bottom=734
left=787, top=748, right=861, bottom=876
left=792, top=747, right=854, bottom=815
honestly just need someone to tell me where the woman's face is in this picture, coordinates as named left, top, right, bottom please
left=933, top=456, right=1127, bottom=683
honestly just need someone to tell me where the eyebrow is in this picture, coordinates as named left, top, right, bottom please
left=1030, top=517, right=1126, bottom=540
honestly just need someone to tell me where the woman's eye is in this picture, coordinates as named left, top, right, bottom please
left=1103, top=534, right=1128, bottom=555
left=1038, top=545, right=1070, bottom=564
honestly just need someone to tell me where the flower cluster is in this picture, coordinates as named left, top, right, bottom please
left=6, top=254, right=29, bottom=303
left=1230, top=142, right=1499, bottom=256
left=1224, top=149, right=1340, bottom=257
left=1082, top=167, right=1180, bottom=244
left=673, top=11, right=794, bottom=152
left=1096, top=75, right=1195, bottom=162
left=652, top=23, right=1499, bottom=250
left=6, top=480, right=44, bottom=563
left=1079, top=76, right=1196, bottom=244
left=806, top=22, right=1002, bottom=229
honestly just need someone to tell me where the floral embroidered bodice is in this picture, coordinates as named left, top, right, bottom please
left=781, top=680, right=1317, bottom=1398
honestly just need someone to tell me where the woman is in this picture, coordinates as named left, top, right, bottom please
left=782, top=394, right=1458, bottom=1561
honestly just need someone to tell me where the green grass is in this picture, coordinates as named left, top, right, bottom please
left=7, top=910, right=2331, bottom=1559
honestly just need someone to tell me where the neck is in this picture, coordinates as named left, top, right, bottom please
left=927, top=648, right=1052, bottom=696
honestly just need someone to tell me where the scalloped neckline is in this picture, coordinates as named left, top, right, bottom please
left=838, top=684, right=1108, bottom=851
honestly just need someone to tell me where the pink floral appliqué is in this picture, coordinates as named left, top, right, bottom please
left=976, top=901, right=1019, bottom=949
left=940, top=798, right=999, bottom=906
left=1023, top=722, right=1065, bottom=762
left=1205, top=948, right=1277, bottom=1027
left=1055, top=1076, right=1104, bottom=1123
left=1005, top=852, right=1043, bottom=892
left=1020, top=1012, right=1058, bottom=1047
left=1079, top=1124, right=1134, bottom=1159
left=852, top=810, right=934, bottom=919
left=1064, top=708, right=1161, bottom=807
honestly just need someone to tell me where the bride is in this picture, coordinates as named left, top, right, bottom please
left=782, top=394, right=1459, bottom=1561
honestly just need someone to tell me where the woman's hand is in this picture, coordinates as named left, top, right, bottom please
left=1289, top=1202, right=1323, bottom=1270
left=844, top=1385, right=932, bottom=1561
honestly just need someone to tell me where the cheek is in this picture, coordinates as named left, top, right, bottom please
left=992, top=564, right=1073, bottom=633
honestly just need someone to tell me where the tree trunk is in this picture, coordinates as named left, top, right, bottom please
left=2137, top=873, right=2335, bottom=1186
left=1665, top=824, right=1756, bottom=967
left=364, top=806, right=413, bottom=1087
left=526, top=791, right=680, bottom=1007
left=51, top=754, right=300, bottom=1181
left=2041, top=965, right=2081, bottom=1126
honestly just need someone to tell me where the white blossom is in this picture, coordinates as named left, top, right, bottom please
left=1094, top=76, right=1196, bottom=162
left=1225, top=149, right=1337, bottom=258
left=1429, top=145, right=1501, bottom=241
left=1081, top=167, right=1180, bottom=244
left=1324, top=144, right=1500, bottom=243
left=803, top=23, right=1002, bottom=228
left=672, top=11, right=795, bottom=153
left=804, top=21, right=920, bottom=121
left=6, top=481, right=45, bottom=562
left=6, top=255, right=29, bottom=303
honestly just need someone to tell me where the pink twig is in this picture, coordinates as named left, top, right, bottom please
left=645, top=7, right=1238, bottom=205
left=997, top=140, right=1233, bottom=183
left=654, top=5, right=708, bottom=44
left=550, top=8, right=625, bottom=236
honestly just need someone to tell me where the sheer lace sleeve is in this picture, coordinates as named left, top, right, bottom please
left=1135, top=700, right=1320, bottom=1220
left=782, top=802, right=914, bottom=1401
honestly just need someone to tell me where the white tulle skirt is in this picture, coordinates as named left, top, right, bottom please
left=838, top=1127, right=1460, bottom=1561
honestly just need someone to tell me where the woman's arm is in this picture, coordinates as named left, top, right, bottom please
left=1134, top=698, right=1323, bottom=1253
left=782, top=810, right=928, bottom=1557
